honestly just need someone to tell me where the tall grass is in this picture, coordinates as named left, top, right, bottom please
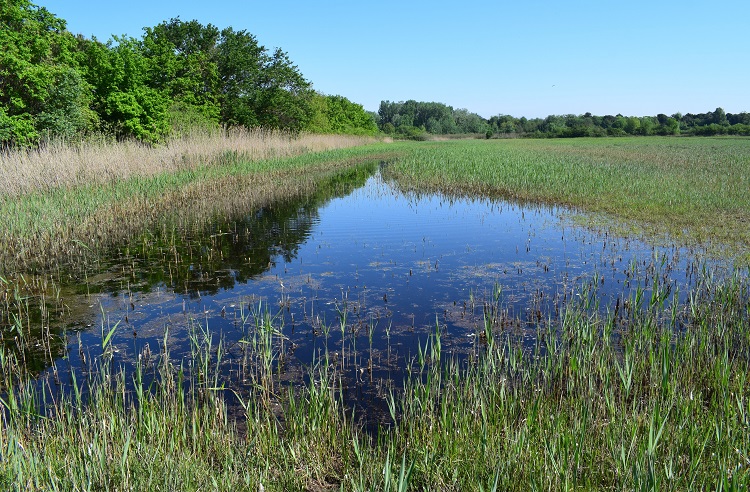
left=384, top=137, right=750, bottom=255
left=0, top=129, right=379, bottom=196
left=7, top=136, right=745, bottom=274
left=0, top=136, right=396, bottom=273
left=1, top=268, right=748, bottom=490
left=2, top=135, right=749, bottom=489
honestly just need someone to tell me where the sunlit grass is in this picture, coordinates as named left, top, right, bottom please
left=1, top=267, right=748, bottom=490
left=385, top=137, right=750, bottom=255
left=0, top=129, right=380, bottom=197
left=4, top=136, right=747, bottom=274
left=0, top=135, right=396, bottom=273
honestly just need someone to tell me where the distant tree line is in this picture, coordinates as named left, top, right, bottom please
left=0, top=0, right=377, bottom=147
left=378, top=100, right=489, bottom=139
left=377, top=102, right=750, bottom=139
left=487, top=108, right=750, bottom=138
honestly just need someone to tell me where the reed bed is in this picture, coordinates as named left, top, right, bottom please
left=1, top=135, right=749, bottom=489
left=0, top=141, right=396, bottom=274
left=0, top=129, right=378, bottom=197
left=1, top=268, right=748, bottom=490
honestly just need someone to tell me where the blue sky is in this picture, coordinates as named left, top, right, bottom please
left=36, top=0, right=750, bottom=119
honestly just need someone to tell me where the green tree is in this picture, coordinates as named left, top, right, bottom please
left=79, top=35, right=170, bottom=142
left=306, top=93, right=377, bottom=135
left=305, top=93, right=330, bottom=133
left=666, top=117, right=680, bottom=135
left=711, top=107, right=729, bottom=126
left=639, top=116, right=655, bottom=136
left=377, top=101, right=401, bottom=129
left=216, top=28, right=312, bottom=131
left=142, top=18, right=221, bottom=127
left=624, top=117, right=641, bottom=135
left=35, top=66, right=97, bottom=139
left=0, top=0, right=94, bottom=145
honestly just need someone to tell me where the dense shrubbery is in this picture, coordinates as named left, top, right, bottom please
left=307, top=94, right=378, bottom=136
left=0, top=1, right=376, bottom=147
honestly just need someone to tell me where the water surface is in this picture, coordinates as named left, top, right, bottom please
left=30, top=165, right=723, bottom=422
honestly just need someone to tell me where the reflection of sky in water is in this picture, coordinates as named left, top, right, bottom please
left=64, top=171, right=725, bottom=412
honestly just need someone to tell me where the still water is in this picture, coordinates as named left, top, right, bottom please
left=37, top=163, right=720, bottom=418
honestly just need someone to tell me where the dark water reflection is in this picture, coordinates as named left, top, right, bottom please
left=28, top=163, right=732, bottom=424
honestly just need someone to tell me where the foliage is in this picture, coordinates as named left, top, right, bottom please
left=0, top=0, right=93, bottom=145
left=2, top=1, right=745, bottom=147
left=378, top=100, right=486, bottom=136
left=486, top=107, right=750, bottom=139
left=306, top=93, right=378, bottom=135
left=142, top=18, right=221, bottom=125
left=34, top=66, right=98, bottom=139
left=215, top=27, right=312, bottom=131
left=374, top=101, right=748, bottom=139
left=87, top=36, right=171, bottom=142
left=1, top=7, right=375, bottom=147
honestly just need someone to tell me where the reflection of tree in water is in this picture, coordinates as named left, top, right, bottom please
left=1, top=163, right=378, bottom=377
left=95, top=162, right=378, bottom=296
left=0, top=163, right=377, bottom=374
left=0, top=296, right=68, bottom=378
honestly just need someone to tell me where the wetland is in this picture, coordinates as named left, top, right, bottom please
left=1, top=137, right=749, bottom=490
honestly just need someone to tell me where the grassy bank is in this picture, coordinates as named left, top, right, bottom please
left=1, top=269, right=748, bottom=490
left=4, top=136, right=748, bottom=273
left=0, top=130, right=380, bottom=197
left=384, top=137, right=750, bottom=256
left=0, top=133, right=395, bottom=273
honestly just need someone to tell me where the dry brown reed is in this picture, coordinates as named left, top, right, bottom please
left=0, top=129, right=378, bottom=196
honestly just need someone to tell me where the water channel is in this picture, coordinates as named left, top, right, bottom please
left=13, top=162, right=729, bottom=424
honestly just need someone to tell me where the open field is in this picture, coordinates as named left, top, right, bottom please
left=1, top=135, right=749, bottom=490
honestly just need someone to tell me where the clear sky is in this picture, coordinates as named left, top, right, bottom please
left=35, top=0, right=750, bottom=119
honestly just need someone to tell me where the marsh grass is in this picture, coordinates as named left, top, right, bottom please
left=1, top=267, right=748, bottom=490
left=1, top=135, right=749, bottom=489
left=6, top=136, right=747, bottom=276
left=0, top=129, right=378, bottom=197
left=384, top=137, right=750, bottom=258
left=0, top=134, right=396, bottom=278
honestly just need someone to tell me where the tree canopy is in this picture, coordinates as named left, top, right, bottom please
left=483, top=108, right=750, bottom=138
left=0, top=0, right=96, bottom=145
left=2, top=2, right=746, bottom=147
left=377, top=100, right=488, bottom=138
left=375, top=99, right=749, bottom=139
left=0, top=4, right=375, bottom=147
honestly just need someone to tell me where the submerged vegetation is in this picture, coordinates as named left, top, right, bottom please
left=1, top=135, right=749, bottom=489
left=1, top=261, right=748, bottom=490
